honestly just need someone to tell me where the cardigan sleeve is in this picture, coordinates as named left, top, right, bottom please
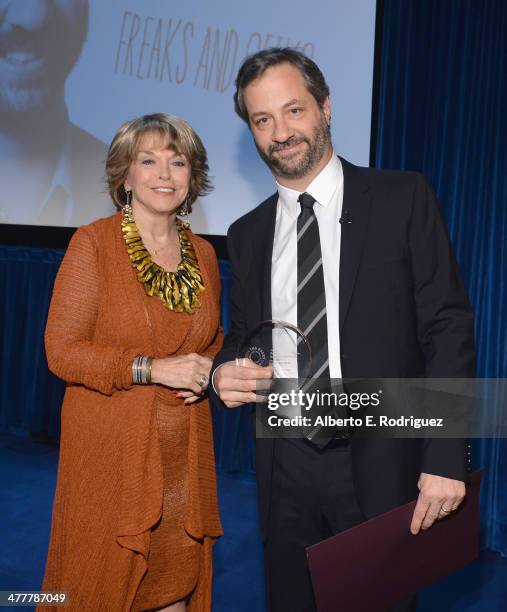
left=45, top=225, right=139, bottom=395
left=199, top=240, right=224, bottom=360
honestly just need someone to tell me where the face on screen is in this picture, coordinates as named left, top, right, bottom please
left=243, top=62, right=332, bottom=184
left=0, top=0, right=88, bottom=116
left=124, top=133, right=191, bottom=218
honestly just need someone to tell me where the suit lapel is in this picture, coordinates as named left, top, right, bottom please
left=339, top=157, right=372, bottom=331
left=252, top=194, right=277, bottom=321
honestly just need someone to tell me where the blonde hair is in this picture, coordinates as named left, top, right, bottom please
left=105, top=113, right=212, bottom=211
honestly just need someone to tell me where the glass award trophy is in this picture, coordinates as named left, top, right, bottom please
left=236, top=319, right=311, bottom=397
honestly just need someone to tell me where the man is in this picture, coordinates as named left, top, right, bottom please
left=211, top=48, right=475, bottom=611
left=0, top=0, right=110, bottom=226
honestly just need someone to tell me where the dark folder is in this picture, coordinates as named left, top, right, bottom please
left=307, top=470, right=483, bottom=612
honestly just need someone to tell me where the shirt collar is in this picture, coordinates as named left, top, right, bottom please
left=276, top=154, right=343, bottom=219
left=37, top=123, right=73, bottom=223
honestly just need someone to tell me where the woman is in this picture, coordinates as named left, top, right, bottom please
left=39, top=114, right=223, bottom=611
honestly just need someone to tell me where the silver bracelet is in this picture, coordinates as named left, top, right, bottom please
left=132, top=355, right=152, bottom=385
left=132, top=355, right=140, bottom=384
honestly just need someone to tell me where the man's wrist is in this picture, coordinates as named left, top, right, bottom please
left=211, top=363, right=225, bottom=397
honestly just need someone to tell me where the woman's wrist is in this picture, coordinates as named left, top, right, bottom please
left=150, top=358, right=163, bottom=385
left=132, top=355, right=153, bottom=385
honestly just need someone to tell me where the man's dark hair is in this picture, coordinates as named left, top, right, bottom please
left=234, top=47, right=330, bottom=124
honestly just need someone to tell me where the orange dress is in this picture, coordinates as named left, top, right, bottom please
left=132, top=293, right=217, bottom=610
left=39, top=213, right=223, bottom=612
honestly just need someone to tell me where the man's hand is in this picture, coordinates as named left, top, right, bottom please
left=410, top=473, right=465, bottom=535
left=214, top=358, right=273, bottom=408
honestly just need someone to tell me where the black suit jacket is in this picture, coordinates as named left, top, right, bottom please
left=212, top=157, right=475, bottom=539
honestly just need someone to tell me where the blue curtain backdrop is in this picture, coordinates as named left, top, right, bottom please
left=377, top=0, right=507, bottom=555
left=0, top=246, right=64, bottom=438
left=0, top=0, right=505, bottom=555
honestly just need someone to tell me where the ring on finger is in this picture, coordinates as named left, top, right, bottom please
left=197, top=373, right=208, bottom=388
left=439, top=506, right=452, bottom=514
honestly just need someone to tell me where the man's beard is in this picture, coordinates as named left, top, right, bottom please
left=255, top=113, right=331, bottom=180
left=0, top=79, right=55, bottom=115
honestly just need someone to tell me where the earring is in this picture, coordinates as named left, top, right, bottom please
left=177, top=196, right=191, bottom=229
left=123, top=190, right=134, bottom=223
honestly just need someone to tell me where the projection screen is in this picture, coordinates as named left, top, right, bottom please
left=0, top=0, right=377, bottom=235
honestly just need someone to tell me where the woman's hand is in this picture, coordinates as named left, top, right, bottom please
left=151, top=353, right=212, bottom=396
left=175, top=390, right=203, bottom=405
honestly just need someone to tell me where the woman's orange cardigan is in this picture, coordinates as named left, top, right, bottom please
left=39, top=213, right=223, bottom=611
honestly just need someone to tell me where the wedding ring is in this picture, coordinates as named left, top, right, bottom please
left=197, top=373, right=207, bottom=388
left=440, top=507, right=452, bottom=514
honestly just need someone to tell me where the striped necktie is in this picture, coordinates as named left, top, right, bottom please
left=297, top=192, right=330, bottom=383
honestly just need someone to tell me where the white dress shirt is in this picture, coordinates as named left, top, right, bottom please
left=0, top=123, right=73, bottom=226
left=271, top=154, right=343, bottom=379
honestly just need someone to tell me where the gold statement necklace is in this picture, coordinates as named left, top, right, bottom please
left=121, top=206, right=204, bottom=313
